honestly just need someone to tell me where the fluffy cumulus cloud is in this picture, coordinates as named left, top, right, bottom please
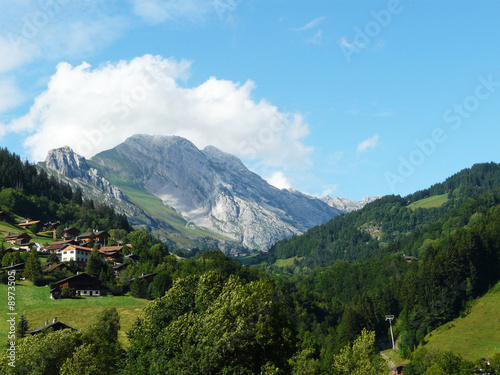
left=357, top=134, right=379, bottom=153
left=8, top=55, right=312, bottom=170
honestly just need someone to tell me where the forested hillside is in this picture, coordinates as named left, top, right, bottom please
left=0, top=148, right=132, bottom=233
left=268, top=162, right=500, bottom=268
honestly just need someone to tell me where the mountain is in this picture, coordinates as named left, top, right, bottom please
left=321, top=195, right=381, bottom=212
left=41, top=134, right=350, bottom=251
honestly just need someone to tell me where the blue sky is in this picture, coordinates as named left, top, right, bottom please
left=1, top=0, right=499, bottom=201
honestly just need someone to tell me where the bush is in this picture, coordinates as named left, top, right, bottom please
left=33, top=276, right=56, bottom=287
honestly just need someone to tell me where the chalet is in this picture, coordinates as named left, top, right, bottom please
left=41, top=242, right=70, bottom=254
left=130, top=272, right=157, bottom=284
left=60, top=245, right=105, bottom=266
left=17, top=219, right=41, bottom=228
left=62, top=227, right=80, bottom=240
left=28, top=317, right=76, bottom=334
left=113, top=262, right=129, bottom=277
left=18, top=242, right=36, bottom=251
left=42, top=221, right=60, bottom=231
left=125, top=253, right=140, bottom=262
left=2, top=263, right=25, bottom=272
left=100, top=245, right=124, bottom=252
left=403, top=254, right=417, bottom=263
left=229, top=251, right=250, bottom=257
left=43, top=263, right=70, bottom=273
left=100, top=246, right=124, bottom=262
left=51, top=272, right=102, bottom=298
left=4, top=232, right=32, bottom=245
left=390, top=365, right=406, bottom=374
left=76, top=230, right=110, bottom=246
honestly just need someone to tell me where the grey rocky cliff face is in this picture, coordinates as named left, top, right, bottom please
left=44, top=147, right=126, bottom=201
left=90, top=134, right=342, bottom=250
left=45, top=146, right=89, bottom=178
left=321, top=195, right=381, bottom=213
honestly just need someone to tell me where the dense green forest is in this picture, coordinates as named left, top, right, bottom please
left=1, top=150, right=499, bottom=374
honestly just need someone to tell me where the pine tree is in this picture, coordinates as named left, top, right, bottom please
left=18, top=314, right=29, bottom=338
left=85, top=248, right=103, bottom=277
left=24, top=248, right=42, bottom=282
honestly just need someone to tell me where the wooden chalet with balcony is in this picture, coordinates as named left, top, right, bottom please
left=50, top=272, right=102, bottom=299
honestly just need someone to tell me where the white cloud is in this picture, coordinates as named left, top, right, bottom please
left=320, top=184, right=338, bottom=197
left=357, top=134, right=379, bottom=153
left=7, top=55, right=312, bottom=172
left=293, top=16, right=325, bottom=31
left=266, top=171, right=291, bottom=190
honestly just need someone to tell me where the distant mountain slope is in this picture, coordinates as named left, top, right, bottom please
left=41, top=134, right=351, bottom=251
left=321, top=195, right=381, bottom=212
left=268, top=162, right=500, bottom=266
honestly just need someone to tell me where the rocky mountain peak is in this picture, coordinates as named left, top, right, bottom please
left=44, top=146, right=89, bottom=178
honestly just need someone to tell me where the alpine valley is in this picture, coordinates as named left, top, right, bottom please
left=39, top=134, right=376, bottom=251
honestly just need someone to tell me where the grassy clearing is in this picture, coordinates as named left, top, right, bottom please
left=0, top=283, right=148, bottom=347
left=273, top=257, right=303, bottom=267
left=408, top=194, right=449, bottom=210
left=422, top=281, right=500, bottom=360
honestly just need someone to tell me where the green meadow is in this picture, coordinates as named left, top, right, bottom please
left=421, top=280, right=500, bottom=360
left=408, top=194, right=449, bottom=210
left=0, top=282, right=148, bottom=347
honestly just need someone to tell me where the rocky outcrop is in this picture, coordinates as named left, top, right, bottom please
left=45, top=146, right=89, bottom=178
left=321, top=195, right=381, bottom=213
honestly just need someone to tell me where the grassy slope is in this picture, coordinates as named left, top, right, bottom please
left=87, top=160, right=232, bottom=246
left=421, top=281, right=500, bottom=360
left=0, top=221, right=55, bottom=246
left=0, top=282, right=148, bottom=347
left=408, top=194, right=449, bottom=210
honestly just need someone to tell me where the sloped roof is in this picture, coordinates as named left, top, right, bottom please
left=28, top=318, right=76, bottom=335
